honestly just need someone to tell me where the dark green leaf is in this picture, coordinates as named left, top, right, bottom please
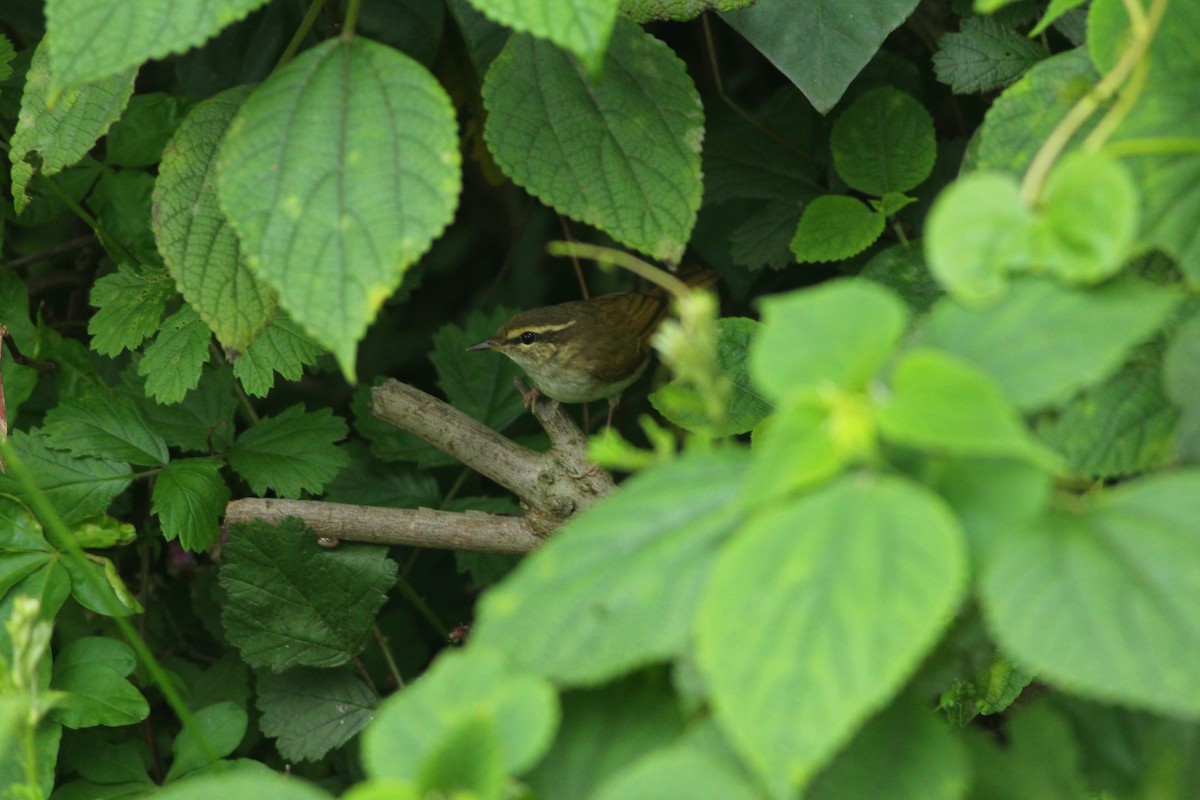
left=87, top=263, right=175, bottom=357
left=257, top=667, right=377, bottom=763
left=831, top=87, right=936, bottom=195
left=50, top=637, right=149, bottom=728
left=432, top=308, right=524, bottom=432
left=0, top=431, right=132, bottom=526
left=42, top=385, right=169, bottom=465
left=228, top=405, right=349, bottom=498
left=152, top=459, right=230, bottom=552
left=933, top=16, right=1048, bottom=94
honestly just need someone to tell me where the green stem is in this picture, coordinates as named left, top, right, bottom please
left=394, top=574, right=450, bottom=640
left=0, top=438, right=225, bottom=772
left=373, top=624, right=406, bottom=689
left=277, top=0, right=329, bottom=69
left=546, top=241, right=692, bottom=299
left=1019, top=0, right=1168, bottom=204
left=341, top=0, right=363, bottom=41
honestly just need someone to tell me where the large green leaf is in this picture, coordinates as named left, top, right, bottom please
left=42, top=385, right=169, bottom=466
left=50, top=637, right=149, bottom=729
left=467, top=0, right=619, bottom=72
left=472, top=452, right=747, bottom=684
left=45, top=0, right=270, bottom=89
left=0, top=431, right=132, bottom=527
left=830, top=87, right=936, bottom=196
left=696, top=475, right=967, bottom=796
left=981, top=472, right=1200, bottom=718
left=257, top=667, right=377, bottom=763
left=590, top=723, right=762, bottom=800
left=228, top=405, right=349, bottom=498
left=920, top=277, right=1180, bottom=411
left=9, top=40, right=135, bottom=212
left=722, top=0, right=921, bottom=114
left=219, top=518, right=397, bottom=671
left=154, top=84, right=276, bottom=350
left=482, top=19, right=703, bottom=264
left=215, top=38, right=460, bottom=379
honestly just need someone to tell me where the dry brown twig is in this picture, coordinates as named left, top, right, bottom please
left=224, top=378, right=615, bottom=553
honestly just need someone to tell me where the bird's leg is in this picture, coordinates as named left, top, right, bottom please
left=605, top=395, right=620, bottom=430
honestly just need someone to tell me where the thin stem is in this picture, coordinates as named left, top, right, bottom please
left=341, top=0, right=363, bottom=41
left=546, top=241, right=691, bottom=299
left=277, top=0, right=329, bottom=69
left=394, top=574, right=450, bottom=640
left=42, top=176, right=139, bottom=266
left=1, top=234, right=95, bottom=270
left=1019, top=0, right=1168, bottom=204
left=372, top=624, right=406, bottom=689
left=891, top=221, right=909, bottom=246
left=557, top=215, right=589, bottom=299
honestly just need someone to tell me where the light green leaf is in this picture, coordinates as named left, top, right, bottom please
left=1035, top=151, right=1139, bottom=284
left=744, top=394, right=853, bottom=505
left=220, top=518, right=397, bottom=671
left=473, top=452, right=747, bottom=684
left=69, top=516, right=136, bottom=550
left=789, top=195, right=885, bottom=263
left=433, top=308, right=524, bottom=432
left=228, top=405, right=349, bottom=498
left=0, top=34, right=13, bottom=84
left=925, top=170, right=1035, bottom=304
left=651, top=317, right=772, bottom=436
left=590, top=723, right=761, bottom=800
left=257, top=667, right=377, bottom=763
left=45, top=0, right=270, bottom=89
left=9, top=40, right=135, bottom=212
left=696, top=475, right=967, bottom=796
left=933, top=16, right=1048, bottom=94
left=152, top=459, right=230, bottom=552
left=417, top=714, right=505, bottom=799
left=87, top=263, right=176, bottom=357
left=468, top=0, right=619, bottom=73
left=63, top=553, right=143, bottom=617
left=525, top=678, right=685, bottom=800
left=232, top=314, right=324, bottom=398
left=153, top=771, right=334, bottom=800
left=878, top=349, right=1059, bottom=467
left=42, top=385, right=169, bottom=466
left=215, top=38, right=460, bottom=379
left=982, top=471, right=1200, bottom=718
left=483, top=19, right=703, bottom=264
left=154, top=84, right=277, bottom=351
left=167, top=702, right=248, bottom=780
left=622, top=0, right=753, bottom=23
left=751, top=279, right=908, bottom=401
left=806, top=694, right=969, bottom=800
left=50, top=637, right=149, bottom=729
left=722, top=0, right=921, bottom=114
left=921, top=277, right=1180, bottom=410
left=0, top=431, right=132, bottom=527
left=1031, top=0, right=1088, bottom=36
left=362, top=647, right=558, bottom=781
left=831, top=88, right=936, bottom=195
left=138, top=305, right=214, bottom=404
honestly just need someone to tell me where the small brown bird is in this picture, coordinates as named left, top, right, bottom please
left=468, top=268, right=718, bottom=426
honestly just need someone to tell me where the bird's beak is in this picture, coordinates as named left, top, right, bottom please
left=466, top=339, right=495, bottom=352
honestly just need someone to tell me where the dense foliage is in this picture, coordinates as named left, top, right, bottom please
left=1, top=0, right=1198, bottom=798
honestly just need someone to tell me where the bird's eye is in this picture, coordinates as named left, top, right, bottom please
left=520, top=331, right=538, bottom=345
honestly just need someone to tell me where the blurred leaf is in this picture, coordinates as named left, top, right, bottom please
left=417, top=713, right=505, bottom=799
left=220, top=518, right=397, bottom=671
left=166, top=702, right=247, bottom=780
left=50, top=637, right=148, bottom=728
left=106, top=91, right=190, bottom=167
left=965, top=705, right=1090, bottom=799
left=622, top=0, right=753, bottom=23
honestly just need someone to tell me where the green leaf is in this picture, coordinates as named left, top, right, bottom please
left=860, top=242, right=942, bottom=314
left=622, top=0, right=753, bottom=23
left=981, top=471, right=1200, bottom=718
left=877, top=349, right=1059, bottom=467
left=231, top=314, right=323, bottom=398
left=152, top=771, right=334, bottom=800
left=751, top=279, right=908, bottom=401
left=468, top=0, right=619, bottom=73
left=0, top=431, right=132, bottom=527
left=976, top=48, right=1098, bottom=176
left=60, top=730, right=154, bottom=786
left=128, top=365, right=238, bottom=454
left=361, top=647, right=558, bottom=781
left=45, top=0, right=270, bottom=89
left=744, top=394, right=855, bottom=504
left=42, top=385, right=169, bottom=466
left=722, top=0, right=921, bottom=114
left=924, top=170, right=1034, bottom=304
left=696, top=475, right=967, bottom=796
left=789, top=195, right=885, bottom=263
left=229, top=405, right=349, bottom=498
left=1031, top=0, right=1088, bottom=36
left=806, top=694, right=969, bottom=800
left=728, top=202, right=802, bottom=270
left=257, top=667, right=377, bottom=763
left=63, top=553, right=143, bottom=617
left=651, top=317, right=772, bottom=436
left=1035, top=151, right=1139, bottom=284
left=483, top=19, right=703, bottom=264
left=215, top=38, right=459, bottom=380
left=432, top=308, right=524, bottom=432
left=474, top=452, right=746, bottom=683
left=0, top=33, right=13, bottom=84
left=219, top=518, right=397, bottom=671
left=831, top=88, right=936, bottom=195
left=89, top=168, right=160, bottom=264
left=138, top=305, right=214, bottom=404
left=965, top=705, right=1090, bottom=799
left=921, top=277, right=1181, bottom=411
left=50, top=637, right=149, bottom=729
left=152, top=459, right=230, bottom=552
left=154, top=84, right=277, bottom=351
left=9, top=41, right=135, bottom=212
left=69, top=515, right=136, bottom=549
left=872, top=191, right=916, bottom=218
left=417, top=713, right=505, bottom=799
left=525, top=678, right=685, bottom=800
left=106, top=91, right=190, bottom=167
left=590, top=723, right=761, bottom=800
left=933, top=16, right=1048, bottom=94
left=167, top=701, right=248, bottom=781
left=87, top=263, right=175, bottom=357
left=325, top=443, right=442, bottom=509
